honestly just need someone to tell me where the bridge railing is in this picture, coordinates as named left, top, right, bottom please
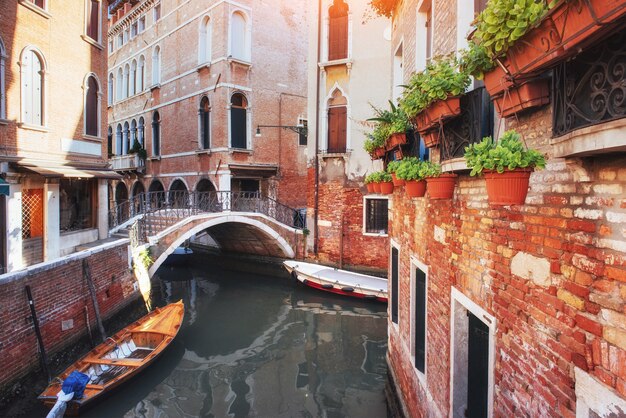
left=118, top=191, right=305, bottom=244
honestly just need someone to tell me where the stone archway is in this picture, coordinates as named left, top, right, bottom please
left=169, top=179, right=188, bottom=209
left=115, top=182, right=129, bottom=222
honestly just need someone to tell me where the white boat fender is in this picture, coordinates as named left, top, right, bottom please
left=46, top=390, right=74, bottom=418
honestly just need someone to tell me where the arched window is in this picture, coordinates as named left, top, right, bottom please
left=123, top=121, right=130, bottom=154
left=137, top=55, right=145, bottom=92
left=107, top=72, right=114, bottom=105
left=116, top=123, right=123, bottom=155
left=152, top=111, right=160, bottom=156
left=130, top=60, right=137, bottom=96
left=84, top=74, right=100, bottom=137
left=199, top=96, right=210, bottom=149
left=230, top=11, right=249, bottom=61
left=0, top=37, right=6, bottom=120
left=169, top=179, right=188, bottom=209
left=199, top=16, right=212, bottom=65
left=230, top=93, right=247, bottom=149
left=327, top=89, right=347, bottom=153
left=328, top=0, right=349, bottom=61
left=138, top=117, right=145, bottom=147
left=123, top=63, right=130, bottom=98
left=130, top=119, right=137, bottom=149
left=107, top=126, right=113, bottom=156
left=152, top=46, right=161, bottom=85
left=21, top=47, right=45, bottom=126
left=116, top=67, right=123, bottom=101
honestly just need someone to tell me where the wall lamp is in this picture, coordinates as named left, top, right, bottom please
left=255, top=124, right=308, bottom=138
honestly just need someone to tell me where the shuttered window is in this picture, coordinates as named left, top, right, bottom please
left=86, top=0, right=100, bottom=42
left=230, top=93, right=247, bottom=149
left=85, top=76, right=99, bottom=136
left=22, top=49, right=44, bottom=126
left=414, top=266, right=426, bottom=373
left=328, top=0, right=349, bottom=61
left=327, top=106, right=347, bottom=153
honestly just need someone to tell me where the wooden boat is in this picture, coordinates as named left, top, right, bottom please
left=283, top=260, right=388, bottom=303
left=38, top=301, right=185, bottom=416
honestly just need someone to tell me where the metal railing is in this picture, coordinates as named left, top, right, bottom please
left=113, top=191, right=306, bottom=244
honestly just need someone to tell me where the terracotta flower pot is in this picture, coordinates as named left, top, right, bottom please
left=391, top=173, right=405, bottom=187
left=420, top=130, right=440, bottom=148
left=506, top=14, right=563, bottom=76
left=366, top=183, right=375, bottom=194
left=426, top=174, right=457, bottom=200
left=387, top=132, right=407, bottom=150
left=405, top=180, right=426, bottom=198
left=493, top=78, right=550, bottom=118
left=380, top=181, right=394, bottom=195
left=588, top=0, right=626, bottom=24
left=375, top=147, right=387, bottom=159
left=414, top=96, right=461, bottom=131
left=483, top=63, right=513, bottom=97
left=483, top=168, right=532, bottom=205
left=372, top=182, right=382, bottom=194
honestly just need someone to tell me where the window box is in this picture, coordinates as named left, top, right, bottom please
left=386, top=132, right=407, bottom=150
left=492, top=78, right=550, bottom=118
left=413, top=96, right=461, bottom=132
left=420, top=129, right=439, bottom=148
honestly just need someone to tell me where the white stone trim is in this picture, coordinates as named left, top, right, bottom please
left=362, top=195, right=389, bottom=237
left=575, top=367, right=626, bottom=418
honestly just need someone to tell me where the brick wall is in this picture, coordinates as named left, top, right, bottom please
left=387, top=0, right=626, bottom=416
left=0, top=242, right=138, bottom=389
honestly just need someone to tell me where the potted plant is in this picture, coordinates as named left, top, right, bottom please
left=371, top=171, right=383, bottom=193
left=387, top=160, right=404, bottom=187
left=422, top=161, right=457, bottom=200
left=395, top=157, right=427, bottom=198
left=129, top=139, right=148, bottom=161
left=464, top=130, right=546, bottom=205
left=364, top=172, right=377, bottom=194
left=367, top=102, right=410, bottom=153
left=379, top=172, right=394, bottom=195
left=400, top=56, right=470, bottom=132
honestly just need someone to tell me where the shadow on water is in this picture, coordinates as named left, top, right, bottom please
left=31, top=256, right=389, bottom=418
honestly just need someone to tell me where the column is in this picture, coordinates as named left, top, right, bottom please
left=97, top=179, right=108, bottom=239
left=5, top=179, right=22, bottom=272
left=43, top=179, right=60, bottom=261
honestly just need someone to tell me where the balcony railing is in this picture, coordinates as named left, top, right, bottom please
left=110, top=154, right=145, bottom=173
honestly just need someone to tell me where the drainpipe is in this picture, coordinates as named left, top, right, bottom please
left=313, top=0, right=322, bottom=255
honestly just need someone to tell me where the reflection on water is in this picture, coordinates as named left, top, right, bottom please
left=82, top=258, right=389, bottom=418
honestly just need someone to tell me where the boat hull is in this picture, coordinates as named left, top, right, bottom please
left=38, top=301, right=185, bottom=415
left=284, top=261, right=388, bottom=303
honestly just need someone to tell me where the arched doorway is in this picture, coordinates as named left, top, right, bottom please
left=195, top=178, right=217, bottom=211
left=115, top=182, right=129, bottom=223
left=131, top=181, right=146, bottom=215
left=169, top=179, right=188, bottom=209
left=148, top=179, right=165, bottom=209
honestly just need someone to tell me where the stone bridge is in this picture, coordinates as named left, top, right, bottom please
left=110, top=191, right=306, bottom=275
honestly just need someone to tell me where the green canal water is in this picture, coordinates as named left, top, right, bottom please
left=33, top=256, right=390, bottom=417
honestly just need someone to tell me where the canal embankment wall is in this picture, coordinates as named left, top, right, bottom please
left=0, top=240, right=140, bottom=390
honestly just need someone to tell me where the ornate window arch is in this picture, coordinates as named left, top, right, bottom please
left=152, top=45, right=161, bottom=85
left=83, top=73, right=101, bottom=137
left=130, top=59, right=137, bottom=96
left=20, top=46, right=47, bottom=126
left=116, top=67, right=123, bottom=101
left=137, top=55, right=145, bottom=92
left=229, top=10, right=251, bottom=62
left=324, top=85, right=349, bottom=153
left=198, top=15, right=212, bottom=65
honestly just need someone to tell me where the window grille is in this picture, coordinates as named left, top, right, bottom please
left=22, top=189, right=44, bottom=239
left=365, top=198, right=388, bottom=234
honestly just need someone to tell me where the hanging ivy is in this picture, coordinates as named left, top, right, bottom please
left=369, top=0, right=399, bottom=18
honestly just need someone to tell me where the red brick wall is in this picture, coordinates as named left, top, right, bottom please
left=0, top=243, right=138, bottom=389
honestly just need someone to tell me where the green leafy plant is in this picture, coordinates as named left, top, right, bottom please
left=459, top=42, right=495, bottom=80
left=395, top=157, right=424, bottom=181
left=380, top=172, right=392, bottom=182
left=366, top=171, right=392, bottom=183
left=473, top=0, right=551, bottom=60
left=399, top=56, right=471, bottom=119
left=129, top=139, right=148, bottom=160
left=421, top=161, right=443, bottom=178
left=386, top=160, right=402, bottom=174
left=365, top=101, right=411, bottom=154
left=137, top=248, right=154, bottom=270
left=464, top=130, right=546, bottom=176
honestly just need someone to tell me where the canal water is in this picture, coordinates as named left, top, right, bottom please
left=45, top=256, right=389, bottom=417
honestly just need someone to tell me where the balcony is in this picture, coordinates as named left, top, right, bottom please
left=110, top=154, right=145, bottom=173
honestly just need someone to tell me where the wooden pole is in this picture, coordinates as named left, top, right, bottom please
left=25, top=285, right=51, bottom=382
left=83, top=259, right=106, bottom=343
left=84, top=305, right=94, bottom=348
left=339, top=214, right=344, bottom=269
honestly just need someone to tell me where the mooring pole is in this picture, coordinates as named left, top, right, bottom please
left=25, top=285, right=51, bottom=382
left=339, top=214, right=344, bottom=270
left=83, top=259, right=106, bottom=343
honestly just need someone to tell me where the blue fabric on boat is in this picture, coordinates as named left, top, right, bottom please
left=62, top=371, right=90, bottom=399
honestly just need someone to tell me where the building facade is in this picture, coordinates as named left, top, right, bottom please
left=306, top=0, right=391, bottom=271
left=0, top=0, right=114, bottom=273
left=385, top=1, right=626, bottom=417
left=107, top=0, right=308, bottom=225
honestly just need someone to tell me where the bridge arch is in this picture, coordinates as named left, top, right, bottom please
left=149, top=214, right=296, bottom=276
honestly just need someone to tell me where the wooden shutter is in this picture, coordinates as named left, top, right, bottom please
left=231, top=108, right=247, bottom=149
left=391, top=247, right=399, bottom=324
left=329, top=15, right=348, bottom=61
left=415, top=267, right=426, bottom=372
left=467, top=313, right=489, bottom=418
left=328, top=106, right=346, bottom=153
